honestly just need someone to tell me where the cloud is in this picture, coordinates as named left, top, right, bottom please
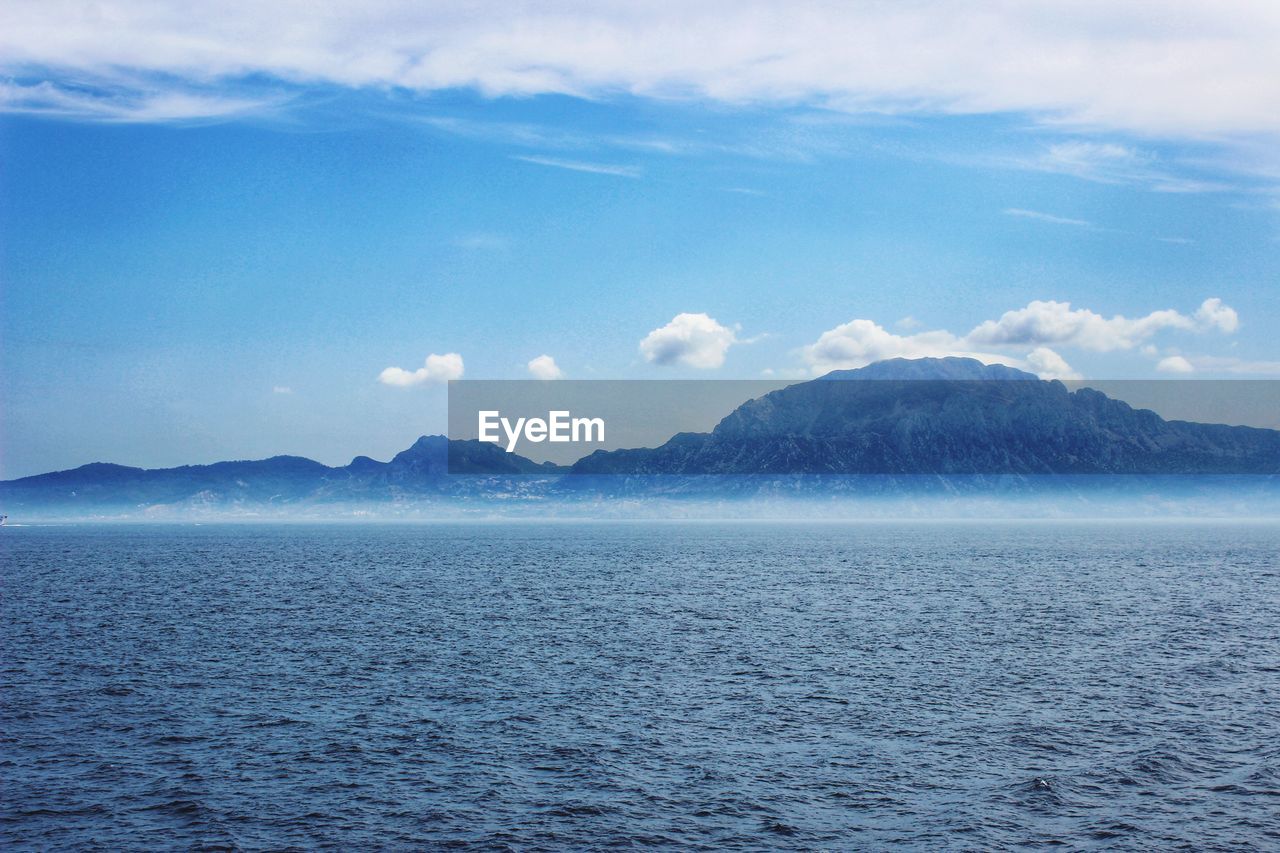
left=640, top=313, right=739, bottom=369
left=802, top=297, right=1238, bottom=378
left=527, top=354, right=564, bottom=379
left=0, top=79, right=279, bottom=122
left=967, top=299, right=1235, bottom=351
left=1160, top=355, right=1280, bottom=376
left=1003, top=208, right=1092, bottom=228
left=272, top=385, right=294, bottom=394
left=801, top=319, right=1019, bottom=374
left=453, top=232, right=508, bottom=251
left=513, top=155, right=641, bottom=178
left=1195, top=297, right=1239, bottom=333
left=1034, top=142, right=1150, bottom=183
left=378, top=352, right=464, bottom=386
left=5, top=2, right=1280, bottom=138
left=1025, top=347, right=1080, bottom=380
left=1156, top=355, right=1195, bottom=374
left=1025, top=141, right=1233, bottom=193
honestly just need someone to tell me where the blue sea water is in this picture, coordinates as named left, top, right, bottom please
left=2, top=521, right=1279, bottom=850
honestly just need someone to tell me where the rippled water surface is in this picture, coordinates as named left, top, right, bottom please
left=3, top=522, right=1279, bottom=849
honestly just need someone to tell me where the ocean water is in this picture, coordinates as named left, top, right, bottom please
left=2, top=522, right=1278, bottom=850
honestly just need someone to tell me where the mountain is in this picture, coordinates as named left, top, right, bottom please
left=0, top=437, right=563, bottom=514
left=3, top=357, right=1277, bottom=517
left=569, top=357, right=1280, bottom=476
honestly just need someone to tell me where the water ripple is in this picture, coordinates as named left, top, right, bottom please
left=2, top=521, right=1279, bottom=849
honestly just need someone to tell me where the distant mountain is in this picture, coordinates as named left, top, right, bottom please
left=570, top=357, right=1280, bottom=476
left=0, top=437, right=563, bottom=514
left=3, top=357, right=1277, bottom=517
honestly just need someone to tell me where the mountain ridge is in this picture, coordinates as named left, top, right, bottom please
left=3, top=358, right=1278, bottom=513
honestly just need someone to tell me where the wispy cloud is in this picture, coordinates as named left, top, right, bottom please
left=5, top=2, right=1280, bottom=140
left=513, top=155, right=641, bottom=178
left=0, top=79, right=281, bottom=123
left=453, top=233, right=509, bottom=251
left=1003, top=208, right=1093, bottom=228
left=1024, top=141, right=1234, bottom=194
left=421, top=116, right=686, bottom=156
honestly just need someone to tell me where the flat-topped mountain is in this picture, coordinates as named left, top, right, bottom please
left=570, top=357, right=1280, bottom=475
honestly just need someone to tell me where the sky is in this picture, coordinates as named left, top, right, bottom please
left=2, top=1, right=1279, bottom=478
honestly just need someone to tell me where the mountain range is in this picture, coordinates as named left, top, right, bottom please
left=2, top=358, right=1277, bottom=517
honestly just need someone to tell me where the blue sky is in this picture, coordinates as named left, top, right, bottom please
left=2, top=2, right=1279, bottom=477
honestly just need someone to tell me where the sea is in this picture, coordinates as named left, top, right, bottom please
left=2, top=521, right=1278, bottom=850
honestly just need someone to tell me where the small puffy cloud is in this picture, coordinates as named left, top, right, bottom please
left=272, top=385, right=293, bottom=394
left=527, top=354, right=564, bottom=380
left=1156, top=355, right=1195, bottom=373
left=761, top=367, right=810, bottom=379
left=1025, top=347, right=1080, bottom=380
left=378, top=352, right=464, bottom=386
left=640, top=313, right=739, bottom=369
left=1195, top=298, right=1239, bottom=333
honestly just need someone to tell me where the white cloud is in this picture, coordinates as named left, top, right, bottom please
left=527, top=354, right=564, bottom=379
left=1026, top=141, right=1232, bottom=193
left=640, top=312, right=739, bottom=369
left=5, top=2, right=1280, bottom=138
left=454, top=232, right=508, bottom=251
left=1035, top=142, right=1150, bottom=184
left=272, top=385, right=294, bottom=394
left=378, top=352, right=464, bottom=386
left=761, top=366, right=809, bottom=379
left=1156, top=355, right=1195, bottom=373
left=0, top=79, right=278, bottom=122
left=1195, top=297, right=1239, bottom=333
left=1025, top=347, right=1079, bottom=380
left=1163, top=355, right=1280, bottom=376
left=802, top=319, right=1004, bottom=372
left=967, top=299, right=1236, bottom=352
left=802, top=297, right=1237, bottom=378
left=1003, top=208, right=1092, bottom=228
left=513, top=155, right=641, bottom=178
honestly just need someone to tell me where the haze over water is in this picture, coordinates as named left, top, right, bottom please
left=3, top=522, right=1279, bottom=849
